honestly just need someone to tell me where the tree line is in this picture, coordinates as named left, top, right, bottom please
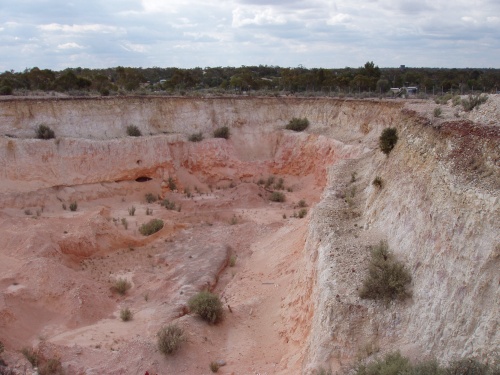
left=1, top=62, right=499, bottom=96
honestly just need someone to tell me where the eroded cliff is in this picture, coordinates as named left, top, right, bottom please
left=0, top=96, right=497, bottom=374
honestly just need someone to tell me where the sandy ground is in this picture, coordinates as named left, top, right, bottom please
left=0, top=173, right=322, bottom=374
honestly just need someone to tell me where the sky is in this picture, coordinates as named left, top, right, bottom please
left=1, top=0, right=499, bottom=72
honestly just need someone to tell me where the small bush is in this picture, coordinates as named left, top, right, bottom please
left=265, top=176, right=275, bottom=188
left=0, top=340, right=3, bottom=355
left=379, top=127, right=398, bottom=155
left=274, top=177, right=285, bottom=190
left=0, top=85, right=13, bottom=95
left=210, top=361, right=220, bottom=373
left=229, top=255, right=237, bottom=267
left=161, top=199, right=176, bottom=210
left=188, top=291, right=224, bottom=324
left=21, top=347, right=39, bottom=367
left=168, top=177, right=177, bottom=191
left=462, top=94, right=488, bottom=112
left=359, top=241, right=412, bottom=302
left=126, top=125, right=142, bottom=137
left=298, top=208, right=308, bottom=218
left=446, top=358, right=490, bottom=375
left=372, top=176, right=383, bottom=188
left=298, top=199, right=307, bottom=208
left=139, top=219, right=164, bottom=236
left=120, top=307, right=133, bottom=321
left=145, top=193, right=157, bottom=203
left=113, top=278, right=131, bottom=295
left=355, top=351, right=411, bottom=375
left=36, top=124, right=55, bottom=140
left=128, top=206, right=136, bottom=216
left=354, top=353, right=497, bottom=375
left=39, top=358, right=64, bottom=375
left=213, top=126, right=230, bottom=139
left=145, top=207, right=153, bottom=216
left=189, top=132, right=204, bottom=142
left=157, top=324, right=185, bottom=355
left=69, top=202, right=78, bottom=211
left=269, top=191, right=285, bottom=202
left=121, top=218, right=128, bottom=229
left=62, top=203, right=67, bottom=210
left=286, top=117, right=309, bottom=132
left=433, top=107, right=442, bottom=118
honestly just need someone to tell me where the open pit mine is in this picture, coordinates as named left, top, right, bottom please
left=0, top=96, right=498, bottom=374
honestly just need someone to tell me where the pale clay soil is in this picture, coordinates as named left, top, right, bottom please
left=0, top=95, right=498, bottom=374
left=0, top=172, right=324, bottom=374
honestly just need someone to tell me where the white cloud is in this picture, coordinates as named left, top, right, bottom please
left=232, top=6, right=288, bottom=27
left=1, top=0, right=499, bottom=70
left=327, top=13, right=351, bottom=25
left=38, top=23, right=124, bottom=34
left=57, top=42, right=85, bottom=50
left=120, top=42, right=148, bottom=53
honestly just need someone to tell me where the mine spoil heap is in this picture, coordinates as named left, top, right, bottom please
left=0, top=96, right=498, bottom=374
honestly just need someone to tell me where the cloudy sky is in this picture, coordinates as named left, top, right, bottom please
left=1, top=0, right=499, bottom=71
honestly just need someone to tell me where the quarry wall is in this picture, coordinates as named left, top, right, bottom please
left=0, top=97, right=498, bottom=372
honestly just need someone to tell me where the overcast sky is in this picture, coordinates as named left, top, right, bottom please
left=1, top=0, right=499, bottom=72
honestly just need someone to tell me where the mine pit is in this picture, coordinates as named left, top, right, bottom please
left=0, top=96, right=498, bottom=374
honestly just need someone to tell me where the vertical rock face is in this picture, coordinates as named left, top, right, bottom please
left=304, top=111, right=499, bottom=372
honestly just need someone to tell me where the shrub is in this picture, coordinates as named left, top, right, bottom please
left=265, top=176, right=275, bottom=189
left=145, top=207, right=153, bottom=216
left=298, top=199, right=307, bottom=208
left=128, top=206, right=136, bottom=216
left=213, top=126, right=230, bottom=139
left=462, top=94, right=488, bottom=112
left=269, top=191, right=285, bottom=202
left=210, top=361, right=220, bottom=373
left=355, top=351, right=411, bottom=375
left=161, top=199, right=176, bottom=210
left=126, top=125, right=142, bottom=137
left=139, top=219, right=164, bottom=236
left=120, top=307, right=133, bottom=321
left=69, top=202, right=78, bottom=211
left=36, top=124, right=55, bottom=140
left=113, top=278, right=131, bottom=295
left=379, top=127, right=398, bottom=155
left=286, top=117, right=309, bottom=132
left=354, top=354, right=497, bottom=375
left=189, top=132, right=204, bottom=142
left=39, top=358, right=64, bottom=375
left=359, top=241, right=412, bottom=302
left=0, top=85, right=13, bottom=95
left=157, top=324, right=185, bottom=355
left=229, top=255, right=237, bottom=267
left=121, top=218, right=128, bottom=229
left=0, top=340, right=3, bottom=354
left=188, top=291, right=224, bottom=324
left=433, top=107, right=442, bottom=118
left=372, top=176, right=383, bottom=188
left=273, top=177, right=284, bottom=190
left=145, top=193, right=157, bottom=203
left=21, top=347, right=39, bottom=367
left=298, top=208, right=308, bottom=218
left=168, top=177, right=177, bottom=191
